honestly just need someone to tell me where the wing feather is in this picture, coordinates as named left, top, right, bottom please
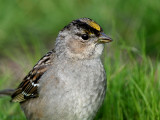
left=11, top=50, right=55, bottom=102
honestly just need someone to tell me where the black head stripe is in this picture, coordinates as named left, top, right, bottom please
left=62, top=19, right=103, bottom=37
left=72, top=20, right=103, bottom=36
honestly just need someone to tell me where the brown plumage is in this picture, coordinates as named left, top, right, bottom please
left=11, top=50, right=55, bottom=102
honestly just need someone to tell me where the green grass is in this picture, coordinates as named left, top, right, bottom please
left=0, top=0, right=160, bottom=119
left=95, top=42, right=160, bottom=120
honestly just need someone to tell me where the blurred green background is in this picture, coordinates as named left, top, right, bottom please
left=0, top=0, right=160, bottom=120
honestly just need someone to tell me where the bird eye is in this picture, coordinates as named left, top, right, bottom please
left=81, top=34, right=89, bottom=40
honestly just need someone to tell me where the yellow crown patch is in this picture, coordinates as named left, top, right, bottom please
left=80, top=18, right=101, bottom=31
left=87, top=21, right=101, bottom=31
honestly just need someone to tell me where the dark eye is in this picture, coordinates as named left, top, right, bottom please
left=81, top=34, right=89, bottom=40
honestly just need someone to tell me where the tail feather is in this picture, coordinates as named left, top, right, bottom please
left=0, top=89, right=15, bottom=96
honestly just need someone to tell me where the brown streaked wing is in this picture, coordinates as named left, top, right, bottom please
left=11, top=50, right=55, bottom=103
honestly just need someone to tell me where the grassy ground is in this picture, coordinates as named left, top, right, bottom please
left=0, top=0, right=160, bottom=120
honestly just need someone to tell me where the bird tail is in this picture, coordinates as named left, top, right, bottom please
left=0, top=89, right=15, bottom=96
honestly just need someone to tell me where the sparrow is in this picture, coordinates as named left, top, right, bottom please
left=0, top=18, right=112, bottom=120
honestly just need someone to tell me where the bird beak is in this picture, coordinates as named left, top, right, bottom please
left=96, top=32, right=113, bottom=43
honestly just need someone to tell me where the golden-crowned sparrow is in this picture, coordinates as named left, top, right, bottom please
left=0, top=18, right=112, bottom=120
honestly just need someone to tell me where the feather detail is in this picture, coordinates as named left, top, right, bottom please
left=11, top=50, right=55, bottom=102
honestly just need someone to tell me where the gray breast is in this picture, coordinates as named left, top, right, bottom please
left=22, top=58, right=106, bottom=120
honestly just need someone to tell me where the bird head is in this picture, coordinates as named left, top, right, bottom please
left=55, top=18, right=112, bottom=60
